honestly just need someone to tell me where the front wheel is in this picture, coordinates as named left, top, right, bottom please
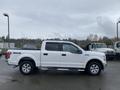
left=86, top=62, right=102, bottom=75
left=19, top=61, right=35, bottom=75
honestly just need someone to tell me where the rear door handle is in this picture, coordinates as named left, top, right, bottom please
left=62, top=54, right=66, bottom=56
left=43, top=53, right=48, bottom=56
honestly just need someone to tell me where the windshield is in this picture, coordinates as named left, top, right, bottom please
left=96, top=43, right=107, bottom=48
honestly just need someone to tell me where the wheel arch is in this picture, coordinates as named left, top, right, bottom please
left=18, top=57, right=36, bottom=67
left=85, top=59, right=104, bottom=70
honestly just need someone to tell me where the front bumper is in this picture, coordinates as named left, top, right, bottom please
left=101, top=60, right=107, bottom=70
left=106, top=53, right=115, bottom=60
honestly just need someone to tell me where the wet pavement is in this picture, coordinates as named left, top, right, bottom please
left=0, top=57, right=120, bottom=90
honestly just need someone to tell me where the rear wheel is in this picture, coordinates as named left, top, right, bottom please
left=86, top=62, right=102, bottom=75
left=19, top=61, right=35, bottom=75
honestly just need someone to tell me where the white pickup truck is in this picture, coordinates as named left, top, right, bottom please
left=86, top=43, right=115, bottom=60
left=5, top=40, right=107, bottom=75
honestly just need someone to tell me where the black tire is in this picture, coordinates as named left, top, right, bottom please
left=19, top=61, right=35, bottom=75
left=86, top=62, right=102, bottom=75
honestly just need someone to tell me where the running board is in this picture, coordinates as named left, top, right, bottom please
left=40, top=67, right=85, bottom=71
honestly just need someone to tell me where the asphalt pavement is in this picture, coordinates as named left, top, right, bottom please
left=0, top=57, right=120, bottom=90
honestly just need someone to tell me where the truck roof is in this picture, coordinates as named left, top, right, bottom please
left=43, top=40, right=71, bottom=43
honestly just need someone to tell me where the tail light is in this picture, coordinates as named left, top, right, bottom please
left=3, top=52, right=12, bottom=59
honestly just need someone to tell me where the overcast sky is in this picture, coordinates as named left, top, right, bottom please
left=0, top=0, right=120, bottom=40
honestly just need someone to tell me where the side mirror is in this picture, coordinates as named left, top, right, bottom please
left=77, top=50, right=82, bottom=54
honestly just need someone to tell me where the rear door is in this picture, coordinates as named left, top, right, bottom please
left=41, top=42, right=62, bottom=67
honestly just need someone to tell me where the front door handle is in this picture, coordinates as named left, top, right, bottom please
left=43, top=53, right=48, bottom=56
left=62, top=54, right=66, bottom=56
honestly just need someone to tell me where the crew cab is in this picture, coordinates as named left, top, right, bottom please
left=86, top=43, right=115, bottom=60
left=5, top=40, right=107, bottom=75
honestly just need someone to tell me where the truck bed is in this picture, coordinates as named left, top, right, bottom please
left=7, top=49, right=41, bottom=67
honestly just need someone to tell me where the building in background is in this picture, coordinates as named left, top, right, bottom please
left=0, top=42, right=15, bottom=49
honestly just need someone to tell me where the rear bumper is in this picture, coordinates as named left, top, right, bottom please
left=6, top=59, right=18, bottom=67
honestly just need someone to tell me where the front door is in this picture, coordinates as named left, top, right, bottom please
left=60, top=43, right=84, bottom=68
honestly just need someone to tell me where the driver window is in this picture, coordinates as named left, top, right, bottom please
left=62, top=43, right=79, bottom=53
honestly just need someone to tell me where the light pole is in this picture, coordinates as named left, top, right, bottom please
left=3, top=13, right=10, bottom=48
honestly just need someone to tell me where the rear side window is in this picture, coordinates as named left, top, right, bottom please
left=45, top=42, right=61, bottom=51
